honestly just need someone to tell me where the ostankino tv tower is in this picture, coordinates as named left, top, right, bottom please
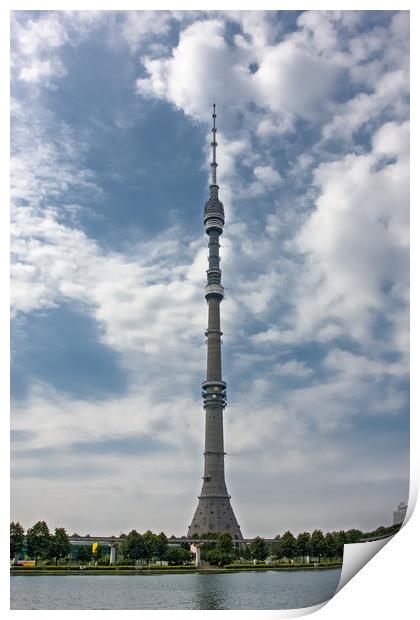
left=187, top=105, right=242, bottom=540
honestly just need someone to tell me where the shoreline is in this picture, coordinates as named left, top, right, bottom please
left=11, top=564, right=342, bottom=576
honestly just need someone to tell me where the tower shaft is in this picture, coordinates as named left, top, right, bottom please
left=187, top=105, right=242, bottom=540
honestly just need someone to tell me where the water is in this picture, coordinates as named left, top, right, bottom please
left=11, top=569, right=341, bottom=610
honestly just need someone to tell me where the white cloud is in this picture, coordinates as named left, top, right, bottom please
left=324, top=349, right=407, bottom=379
left=372, top=119, right=410, bottom=157
left=296, top=10, right=341, bottom=54
left=12, top=13, right=70, bottom=85
left=253, top=38, right=342, bottom=120
left=11, top=11, right=112, bottom=87
left=322, top=69, right=408, bottom=141
left=137, top=19, right=251, bottom=121
left=119, top=11, right=172, bottom=51
left=16, top=13, right=68, bottom=56
left=255, top=165, right=282, bottom=185
left=249, top=119, right=408, bottom=351
left=136, top=12, right=346, bottom=130
left=290, top=120, right=409, bottom=346
left=18, top=57, right=67, bottom=83
left=226, top=10, right=280, bottom=48
left=248, top=117, right=409, bottom=401
left=273, top=359, right=313, bottom=377
left=246, top=165, right=282, bottom=197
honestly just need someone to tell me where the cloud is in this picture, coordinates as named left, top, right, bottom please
left=249, top=118, right=409, bottom=356
left=226, top=10, right=281, bottom=48
left=16, top=12, right=69, bottom=56
left=320, top=13, right=409, bottom=141
left=247, top=164, right=283, bottom=197
left=136, top=13, right=345, bottom=129
left=11, top=201, right=207, bottom=370
left=254, top=165, right=282, bottom=185
left=273, top=360, right=313, bottom=377
left=10, top=379, right=205, bottom=533
left=252, top=38, right=342, bottom=121
left=19, top=57, right=66, bottom=83
left=137, top=19, right=251, bottom=121
left=119, top=11, right=172, bottom=51
left=291, top=120, right=409, bottom=346
left=12, top=12, right=70, bottom=85
left=322, top=69, right=408, bottom=141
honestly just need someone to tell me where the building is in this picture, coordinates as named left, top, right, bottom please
left=393, top=501, right=407, bottom=525
left=187, top=105, right=242, bottom=540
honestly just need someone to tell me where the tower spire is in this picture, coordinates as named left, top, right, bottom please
left=211, top=102, right=218, bottom=186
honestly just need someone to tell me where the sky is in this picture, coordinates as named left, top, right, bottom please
left=10, top=10, right=409, bottom=538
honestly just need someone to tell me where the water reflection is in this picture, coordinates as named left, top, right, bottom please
left=191, top=574, right=227, bottom=610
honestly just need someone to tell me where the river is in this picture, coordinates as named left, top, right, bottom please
left=11, top=569, right=341, bottom=610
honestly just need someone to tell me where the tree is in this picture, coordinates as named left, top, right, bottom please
left=217, top=533, right=233, bottom=553
left=323, top=533, right=336, bottom=560
left=310, top=530, right=325, bottom=562
left=215, top=532, right=234, bottom=565
left=296, top=532, right=311, bottom=562
left=271, top=539, right=284, bottom=561
left=10, top=522, right=25, bottom=561
left=166, top=546, right=190, bottom=565
left=142, top=530, right=158, bottom=564
left=346, top=529, right=362, bottom=544
left=249, top=536, right=268, bottom=561
left=333, top=531, right=346, bottom=558
left=75, top=545, right=93, bottom=563
left=199, top=541, right=213, bottom=562
left=97, top=549, right=111, bottom=566
left=26, top=521, right=51, bottom=565
left=205, top=547, right=225, bottom=567
left=280, top=531, right=297, bottom=563
left=124, top=530, right=145, bottom=564
left=48, top=527, right=71, bottom=565
left=155, top=532, right=168, bottom=564
left=117, top=538, right=128, bottom=562
left=240, top=544, right=251, bottom=561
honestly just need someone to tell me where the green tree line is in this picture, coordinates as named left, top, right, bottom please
left=11, top=521, right=400, bottom=567
left=10, top=522, right=189, bottom=566
left=188, top=523, right=400, bottom=565
left=195, top=530, right=347, bottom=565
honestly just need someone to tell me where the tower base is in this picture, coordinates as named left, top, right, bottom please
left=187, top=495, right=243, bottom=540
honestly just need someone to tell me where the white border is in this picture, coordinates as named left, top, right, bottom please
left=3, top=3, right=417, bottom=619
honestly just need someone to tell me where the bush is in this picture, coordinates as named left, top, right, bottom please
left=97, top=557, right=110, bottom=566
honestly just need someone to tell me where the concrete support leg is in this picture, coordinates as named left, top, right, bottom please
left=190, top=544, right=201, bottom=567
left=109, top=545, right=117, bottom=565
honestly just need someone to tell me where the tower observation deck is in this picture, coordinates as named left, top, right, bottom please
left=187, top=105, right=243, bottom=540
